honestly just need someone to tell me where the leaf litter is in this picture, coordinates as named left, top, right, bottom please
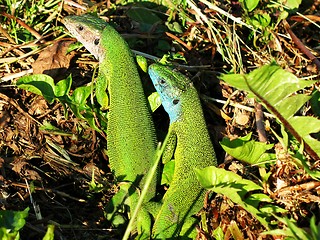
left=0, top=0, right=320, bottom=239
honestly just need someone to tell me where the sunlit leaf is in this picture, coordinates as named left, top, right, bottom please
left=17, top=74, right=55, bottom=103
left=55, top=75, right=72, bottom=97
left=148, top=92, right=162, bottom=112
left=195, top=166, right=269, bottom=228
left=0, top=207, right=29, bottom=233
left=220, top=133, right=275, bottom=165
left=221, top=62, right=320, bottom=159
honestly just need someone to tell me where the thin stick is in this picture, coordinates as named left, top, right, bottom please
left=283, top=20, right=320, bottom=70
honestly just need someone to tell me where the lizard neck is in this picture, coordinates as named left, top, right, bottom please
left=169, top=87, right=203, bottom=125
left=171, top=87, right=216, bottom=165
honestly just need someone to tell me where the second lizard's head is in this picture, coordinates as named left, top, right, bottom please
left=148, top=64, right=192, bottom=123
left=63, top=14, right=107, bottom=61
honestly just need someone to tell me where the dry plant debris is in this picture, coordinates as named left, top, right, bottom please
left=0, top=0, right=320, bottom=239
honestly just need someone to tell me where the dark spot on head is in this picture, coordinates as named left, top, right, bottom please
left=94, top=38, right=100, bottom=45
left=159, top=78, right=166, bottom=85
left=173, top=99, right=179, bottom=105
left=78, top=25, right=84, bottom=31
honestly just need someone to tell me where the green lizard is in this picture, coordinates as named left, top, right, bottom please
left=148, top=64, right=217, bottom=238
left=63, top=14, right=157, bottom=235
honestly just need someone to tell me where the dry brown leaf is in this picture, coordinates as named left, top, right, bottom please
left=11, top=159, right=28, bottom=175
left=28, top=96, right=49, bottom=116
left=32, top=40, right=76, bottom=80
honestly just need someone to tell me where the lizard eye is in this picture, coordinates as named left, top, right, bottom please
left=78, top=25, right=84, bottom=31
left=173, top=99, right=179, bottom=105
left=159, top=78, right=166, bottom=85
left=94, top=38, right=100, bottom=45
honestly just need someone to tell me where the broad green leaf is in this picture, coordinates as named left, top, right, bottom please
left=195, top=166, right=269, bottom=228
left=251, top=13, right=271, bottom=28
left=161, top=160, right=175, bottom=185
left=220, top=133, right=275, bottom=165
left=126, top=7, right=162, bottom=32
left=265, top=216, right=314, bottom=239
left=70, top=85, right=92, bottom=107
left=221, top=62, right=320, bottom=159
left=148, top=92, right=162, bottom=112
left=240, top=0, right=259, bottom=12
left=55, top=75, right=72, bottom=97
left=0, top=207, right=29, bottom=233
left=275, top=94, right=311, bottom=119
left=0, top=227, right=19, bottom=240
left=245, top=193, right=272, bottom=208
left=16, top=75, right=55, bottom=103
left=196, top=166, right=262, bottom=196
left=82, top=112, right=102, bottom=132
left=284, top=0, right=302, bottom=11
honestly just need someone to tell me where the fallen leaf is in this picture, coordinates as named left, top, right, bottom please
left=32, top=40, right=76, bottom=80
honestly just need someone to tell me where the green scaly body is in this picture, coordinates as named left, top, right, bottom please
left=63, top=15, right=157, bottom=234
left=148, top=64, right=217, bottom=238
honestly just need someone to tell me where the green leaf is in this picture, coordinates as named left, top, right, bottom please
left=0, top=227, right=19, bottom=240
left=251, top=13, right=271, bottom=28
left=0, top=207, right=29, bottom=233
left=165, top=22, right=184, bottom=33
left=220, top=133, right=275, bottom=165
left=284, top=0, right=302, bottom=12
left=136, top=55, right=148, bottom=73
left=310, top=89, right=320, bottom=117
left=66, top=41, right=83, bottom=54
left=148, top=92, right=162, bottom=112
left=16, top=74, right=56, bottom=103
left=212, top=226, right=224, bottom=240
left=259, top=204, right=287, bottom=214
left=310, top=215, right=320, bottom=239
left=240, top=0, right=259, bottom=12
left=70, top=85, right=92, bottom=107
left=126, top=7, right=162, bottom=32
left=196, top=166, right=262, bottom=195
left=195, top=166, right=269, bottom=228
left=293, top=154, right=320, bottom=180
left=161, top=160, right=175, bottom=185
left=54, top=75, right=72, bottom=97
left=42, top=224, right=55, bottom=240
left=82, top=112, right=102, bottom=132
left=221, top=62, right=320, bottom=159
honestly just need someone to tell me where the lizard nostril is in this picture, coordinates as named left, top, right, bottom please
left=94, top=38, right=100, bottom=45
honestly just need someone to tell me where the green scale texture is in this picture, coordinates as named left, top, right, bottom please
left=63, top=14, right=157, bottom=212
left=149, top=64, right=217, bottom=238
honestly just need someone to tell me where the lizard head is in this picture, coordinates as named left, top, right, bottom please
left=148, top=64, right=192, bottom=122
left=63, top=14, right=107, bottom=61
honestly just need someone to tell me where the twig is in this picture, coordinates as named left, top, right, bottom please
left=1, top=12, right=42, bottom=40
left=0, top=93, right=41, bottom=125
left=201, top=95, right=275, bottom=118
left=10, top=182, right=86, bottom=202
left=254, top=102, right=267, bottom=143
left=165, top=32, right=193, bottom=51
left=283, top=20, right=320, bottom=70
